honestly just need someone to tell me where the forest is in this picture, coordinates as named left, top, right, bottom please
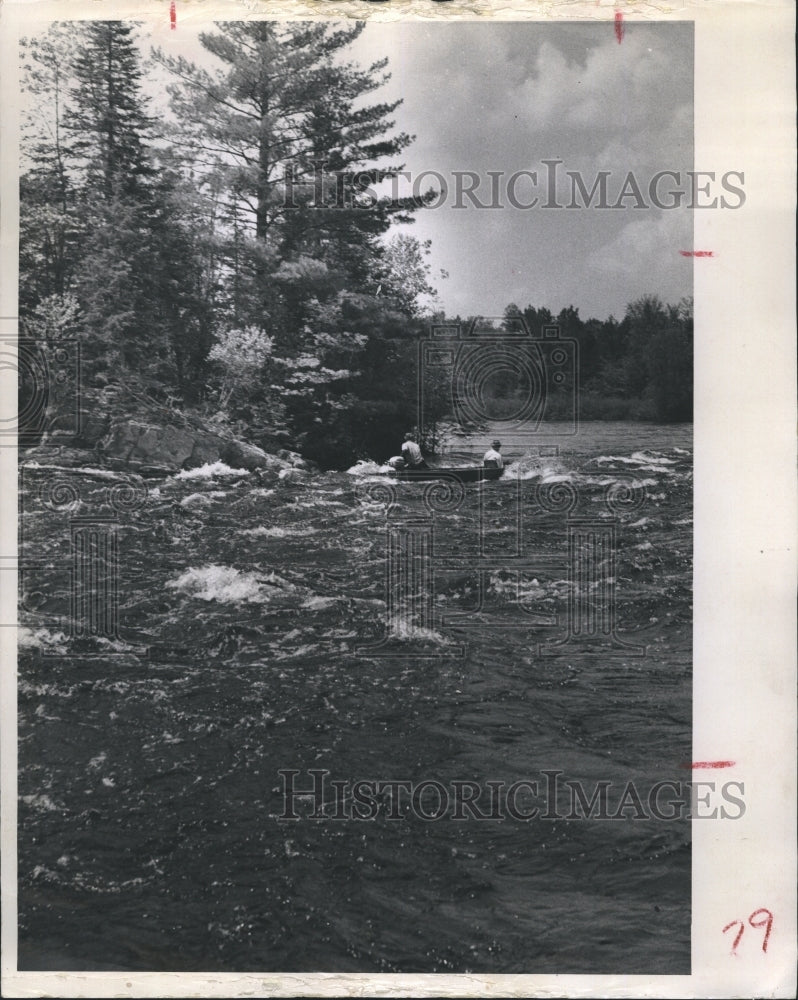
left=19, top=21, right=693, bottom=470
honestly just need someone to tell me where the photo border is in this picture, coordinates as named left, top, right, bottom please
left=1, top=1, right=795, bottom=997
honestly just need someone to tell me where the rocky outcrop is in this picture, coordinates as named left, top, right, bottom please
left=96, top=419, right=314, bottom=476
left=219, top=441, right=320, bottom=474
left=100, top=421, right=230, bottom=472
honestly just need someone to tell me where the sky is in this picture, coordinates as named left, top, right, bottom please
left=349, top=21, right=695, bottom=321
left=126, top=18, right=694, bottom=321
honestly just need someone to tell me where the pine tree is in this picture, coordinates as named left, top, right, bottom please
left=61, top=22, right=158, bottom=371
left=19, top=24, right=84, bottom=314
left=19, top=21, right=218, bottom=391
left=65, top=21, right=154, bottom=199
left=154, top=21, right=430, bottom=344
left=62, top=24, right=217, bottom=385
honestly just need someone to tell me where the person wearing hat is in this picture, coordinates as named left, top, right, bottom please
left=483, top=440, right=503, bottom=470
left=401, top=432, right=428, bottom=469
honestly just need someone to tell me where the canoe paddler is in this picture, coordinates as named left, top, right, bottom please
left=401, top=432, right=428, bottom=469
left=483, top=440, right=503, bottom=470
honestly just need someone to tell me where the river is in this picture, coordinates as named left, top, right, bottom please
left=18, top=421, right=692, bottom=974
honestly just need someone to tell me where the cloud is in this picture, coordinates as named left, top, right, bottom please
left=361, top=21, right=695, bottom=319
left=584, top=208, right=693, bottom=311
left=153, top=19, right=695, bottom=322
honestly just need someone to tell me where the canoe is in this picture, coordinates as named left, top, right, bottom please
left=383, top=466, right=502, bottom=483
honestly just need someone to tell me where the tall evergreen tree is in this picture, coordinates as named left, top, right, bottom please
left=21, top=22, right=217, bottom=390
left=154, top=21, right=429, bottom=344
left=65, top=21, right=154, bottom=198
left=19, top=24, right=84, bottom=315
left=63, top=23, right=215, bottom=383
left=20, top=19, right=446, bottom=458
left=62, top=22, right=160, bottom=370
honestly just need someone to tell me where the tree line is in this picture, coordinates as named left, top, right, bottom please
left=502, top=296, right=693, bottom=423
left=20, top=21, right=691, bottom=470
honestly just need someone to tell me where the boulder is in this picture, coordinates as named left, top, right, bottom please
left=219, top=439, right=273, bottom=472
left=102, top=420, right=227, bottom=471
left=100, top=419, right=311, bottom=476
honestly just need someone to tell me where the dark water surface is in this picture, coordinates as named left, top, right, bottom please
left=18, top=422, right=692, bottom=973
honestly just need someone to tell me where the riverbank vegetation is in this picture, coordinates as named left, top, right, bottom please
left=20, top=20, right=692, bottom=470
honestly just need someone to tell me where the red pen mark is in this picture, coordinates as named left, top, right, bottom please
left=679, top=250, right=715, bottom=257
left=614, top=12, right=625, bottom=45
left=680, top=760, right=735, bottom=769
left=723, top=919, right=745, bottom=954
left=170, top=2, right=176, bottom=30
left=748, top=908, right=774, bottom=952
left=723, top=909, right=774, bottom=954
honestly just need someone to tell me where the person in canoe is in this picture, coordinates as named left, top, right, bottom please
left=401, top=432, right=428, bottom=470
left=483, top=439, right=503, bottom=470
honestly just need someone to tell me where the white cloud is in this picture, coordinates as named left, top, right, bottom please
left=146, top=19, right=695, bottom=321
left=365, top=21, right=694, bottom=319
left=585, top=209, right=693, bottom=310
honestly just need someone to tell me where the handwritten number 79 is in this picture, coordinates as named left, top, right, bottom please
left=723, top=908, right=774, bottom=954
